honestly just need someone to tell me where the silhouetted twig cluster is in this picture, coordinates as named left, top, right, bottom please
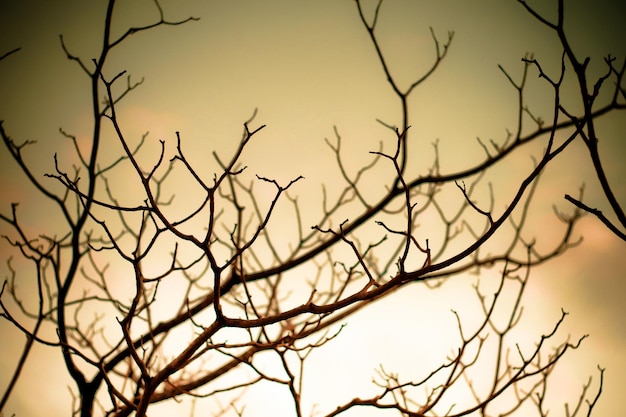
left=1, top=0, right=623, bottom=416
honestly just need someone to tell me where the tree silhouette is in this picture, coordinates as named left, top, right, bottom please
left=1, top=1, right=624, bottom=416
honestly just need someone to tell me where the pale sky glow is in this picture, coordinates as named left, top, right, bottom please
left=1, top=1, right=625, bottom=416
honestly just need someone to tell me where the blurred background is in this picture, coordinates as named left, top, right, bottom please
left=0, top=1, right=624, bottom=416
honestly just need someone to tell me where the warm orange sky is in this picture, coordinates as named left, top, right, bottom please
left=0, top=1, right=624, bottom=416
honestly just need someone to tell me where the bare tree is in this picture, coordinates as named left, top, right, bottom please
left=1, top=1, right=623, bottom=416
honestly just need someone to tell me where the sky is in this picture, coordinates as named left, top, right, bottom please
left=0, top=1, right=625, bottom=416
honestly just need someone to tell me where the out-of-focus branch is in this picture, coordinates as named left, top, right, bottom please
left=0, top=47, right=21, bottom=62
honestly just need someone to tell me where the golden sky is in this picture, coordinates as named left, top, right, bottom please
left=0, top=1, right=625, bottom=416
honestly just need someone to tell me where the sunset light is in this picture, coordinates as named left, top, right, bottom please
left=1, top=1, right=624, bottom=416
